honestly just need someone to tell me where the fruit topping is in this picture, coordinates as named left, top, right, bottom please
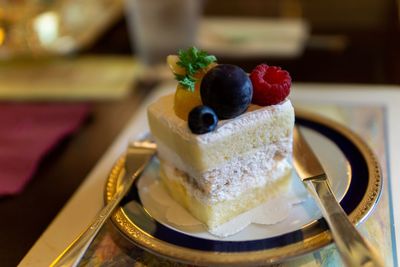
left=250, top=64, right=291, bottom=106
left=171, top=47, right=217, bottom=120
left=167, top=55, right=186, bottom=76
left=174, top=84, right=202, bottom=120
left=188, top=106, right=218, bottom=134
left=200, top=64, right=253, bottom=119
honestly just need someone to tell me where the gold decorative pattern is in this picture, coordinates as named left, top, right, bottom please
left=104, top=110, right=382, bottom=266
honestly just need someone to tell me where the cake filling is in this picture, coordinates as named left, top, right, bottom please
left=160, top=157, right=292, bottom=204
left=157, top=139, right=292, bottom=202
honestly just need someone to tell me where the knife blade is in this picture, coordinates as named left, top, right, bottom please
left=292, top=126, right=383, bottom=267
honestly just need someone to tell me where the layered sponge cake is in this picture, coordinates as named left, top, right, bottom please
left=147, top=47, right=294, bottom=229
left=148, top=96, right=294, bottom=229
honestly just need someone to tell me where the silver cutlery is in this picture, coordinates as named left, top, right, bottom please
left=292, top=126, right=383, bottom=267
left=50, top=139, right=156, bottom=267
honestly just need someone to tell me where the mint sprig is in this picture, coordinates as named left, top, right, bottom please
left=174, top=73, right=196, bottom=90
left=175, top=47, right=216, bottom=91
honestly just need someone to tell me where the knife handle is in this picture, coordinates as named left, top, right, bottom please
left=306, top=178, right=384, bottom=267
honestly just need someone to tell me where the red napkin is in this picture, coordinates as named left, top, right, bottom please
left=0, top=104, right=89, bottom=196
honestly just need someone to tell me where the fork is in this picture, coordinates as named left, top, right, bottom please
left=50, top=139, right=156, bottom=267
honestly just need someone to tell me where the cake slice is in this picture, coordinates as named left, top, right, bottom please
left=148, top=96, right=294, bottom=229
left=147, top=47, right=294, bottom=229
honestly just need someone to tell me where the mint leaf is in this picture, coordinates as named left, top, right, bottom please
left=174, top=47, right=217, bottom=91
left=179, top=76, right=196, bottom=92
left=174, top=73, right=196, bottom=92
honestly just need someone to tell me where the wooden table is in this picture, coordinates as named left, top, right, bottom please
left=1, top=14, right=400, bottom=266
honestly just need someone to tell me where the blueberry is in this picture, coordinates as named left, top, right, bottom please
left=188, top=106, right=218, bottom=134
left=200, top=64, right=253, bottom=119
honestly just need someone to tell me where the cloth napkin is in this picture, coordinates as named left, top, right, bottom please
left=0, top=103, right=89, bottom=196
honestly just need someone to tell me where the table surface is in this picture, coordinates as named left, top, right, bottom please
left=1, top=9, right=400, bottom=266
left=19, top=83, right=400, bottom=267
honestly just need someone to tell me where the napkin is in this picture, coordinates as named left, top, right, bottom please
left=0, top=103, right=89, bottom=196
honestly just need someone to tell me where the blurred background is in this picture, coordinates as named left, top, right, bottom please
left=0, top=0, right=399, bottom=84
left=0, top=0, right=399, bottom=266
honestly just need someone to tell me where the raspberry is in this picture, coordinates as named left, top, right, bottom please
left=250, top=64, right=291, bottom=106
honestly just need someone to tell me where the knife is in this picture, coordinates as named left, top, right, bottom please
left=50, top=139, right=156, bottom=267
left=292, top=126, right=383, bottom=267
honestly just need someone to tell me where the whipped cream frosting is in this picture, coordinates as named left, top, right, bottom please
left=147, top=94, right=293, bottom=144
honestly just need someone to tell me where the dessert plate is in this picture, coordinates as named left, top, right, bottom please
left=104, top=110, right=382, bottom=266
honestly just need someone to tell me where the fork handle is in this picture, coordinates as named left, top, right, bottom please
left=306, top=178, right=384, bottom=267
left=50, top=167, right=145, bottom=267
left=50, top=190, right=124, bottom=267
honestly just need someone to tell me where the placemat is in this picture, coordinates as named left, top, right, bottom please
left=198, top=17, right=309, bottom=58
left=0, top=56, right=141, bottom=100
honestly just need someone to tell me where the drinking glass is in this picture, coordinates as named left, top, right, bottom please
left=125, top=0, right=202, bottom=66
